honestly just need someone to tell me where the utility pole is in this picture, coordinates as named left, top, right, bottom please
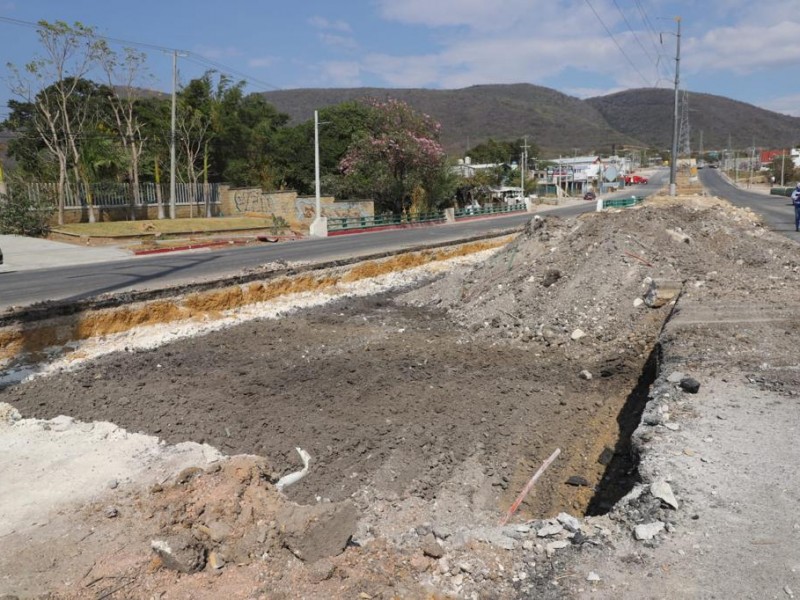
left=668, top=16, right=681, bottom=197
left=310, top=110, right=329, bottom=237
left=520, top=137, right=529, bottom=198
left=169, top=50, right=178, bottom=219
left=781, top=149, right=786, bottom=186
left=748, top=138, right=755, bottom=189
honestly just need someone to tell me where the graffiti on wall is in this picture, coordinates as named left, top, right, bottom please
left=295, top=198, right=373, bottom=221
left=232, top=189, right=280, bottom=214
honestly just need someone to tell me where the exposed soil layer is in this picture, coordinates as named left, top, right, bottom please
left=3, top=291, right=656, bottom=520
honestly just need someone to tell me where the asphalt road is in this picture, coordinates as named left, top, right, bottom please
left=700, top=168, right=800, bottom=242
left=0, top=172, right=668, bottom=311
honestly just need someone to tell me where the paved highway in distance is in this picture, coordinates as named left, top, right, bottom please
left=0, top=171, right=669, bottom=311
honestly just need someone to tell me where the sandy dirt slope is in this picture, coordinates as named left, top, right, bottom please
left=1, top=193, right=799, bottom=599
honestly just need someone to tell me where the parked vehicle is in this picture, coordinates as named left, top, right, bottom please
left=624, top=174, right=649, bottom=185
left=0, top=247, right=3, bottom=265
left=583, top=191, right=597, bottom=201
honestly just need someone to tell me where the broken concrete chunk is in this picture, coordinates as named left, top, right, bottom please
left=666, top=371, right=686, bottom=384
left=151, top=534, right=207, bottom=573
left=579, top=369, right=593, bottom=380
left=666, top=228, right=691, bottom=244
left=279, top=500, right=358, bottom=562
left=557, top=512, right=581, bottom=532
left=537, top=523, right=564, bottom=538
left=644, top=279, right=682, bottom=308
left=545, top=540, right=570, bottom=555
left=571, top=328, right=587, bottom=341
left=650, top=479, right=679, bottom=509
left=587, top=571, right=601, bottom=582
left=634, top=521, right=665, bottom=541
left=633, top=297, right=644, bottom=308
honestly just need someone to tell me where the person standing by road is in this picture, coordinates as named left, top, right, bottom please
left=792, top=183, right=800, bottom=232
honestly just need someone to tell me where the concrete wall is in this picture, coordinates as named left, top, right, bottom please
left=220, top=186, right=373, bottom=230
left=55, top=203, right=221, bottom=225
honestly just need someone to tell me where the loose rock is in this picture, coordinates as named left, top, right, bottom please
left=279, top=500, right=358, bottom=562
left=421, top=533, right=445, bottom=559
left=679, top=377, right=701, bottom=394
left=151, top=534, right=207, bottom=573
left=634, top=521, right=666, bottom=541
left=650, top=479, right=679, bottom=509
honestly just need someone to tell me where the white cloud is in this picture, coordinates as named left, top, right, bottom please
left=319, top=33, right=359, bottom=51
left=686, top=20, right=800, bottom=74
left=319, top=61, right=362, bottom=87
left=762, top=93, right=800, bottom=117
left=376, top=0, right=536, bottom=31
left=308, top=16, right=352, bottom=33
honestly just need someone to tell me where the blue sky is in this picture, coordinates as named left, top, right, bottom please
left=1, top=0, right=799, bottom=121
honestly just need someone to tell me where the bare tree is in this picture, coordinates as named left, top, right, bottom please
left=99, top=44, right=149, bottom=220
left=177, top=106, right=210, bottom=218
left=7, top=20, right=103, bottom=225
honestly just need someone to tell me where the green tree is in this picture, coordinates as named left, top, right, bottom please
left=6, top=20, right=105, bottom=225
left=338, top=99, right=446, bottom=214
left=466, top=138, right=538, bottom=166
left=271, top=101, right=371, bottom=194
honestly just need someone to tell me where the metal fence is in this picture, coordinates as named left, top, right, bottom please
left=21, top=182, right=220, bottom=208
left=600, top=195, right=645, bottom=210
left=328, top=211, right=446, bottom=231
left=454, top=202, right=527, bottom=218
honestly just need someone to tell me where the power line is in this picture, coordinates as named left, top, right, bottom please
left=632, top=0, right=674, bottom=79
left=583, top=0, right=652, bottom=87
left=0, top=16, right=281, bottom=92
left=612, top=0, right=654, bottom=63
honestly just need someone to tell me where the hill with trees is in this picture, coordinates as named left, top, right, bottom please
left=261, top=84, right=800, bottom=157
left=586, top=88, right=800, bottom=152
left=261, top=84, right=639, bottom=156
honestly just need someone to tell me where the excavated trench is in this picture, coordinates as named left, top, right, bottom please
left=0, top=235, right=679, bottom=523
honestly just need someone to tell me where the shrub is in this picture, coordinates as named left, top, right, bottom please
left=0, top=186, right=55, bottom=236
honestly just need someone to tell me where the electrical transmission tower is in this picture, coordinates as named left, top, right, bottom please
left=678, top=89, right=691, bottom=157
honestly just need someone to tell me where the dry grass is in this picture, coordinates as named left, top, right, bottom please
left=53, top=217, right=278, bottom=238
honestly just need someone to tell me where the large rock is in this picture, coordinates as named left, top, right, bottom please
left=279, top=500, right=358, bottom=562
left=151, top=534, right=207, bottom=573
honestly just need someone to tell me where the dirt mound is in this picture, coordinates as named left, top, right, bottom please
left=403, top=199, right=798, bottom=365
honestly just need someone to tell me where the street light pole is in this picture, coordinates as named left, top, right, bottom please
left=310, top=110, right=328, bottom=237
left=669, top=16, right=682, bottom=197
left=169, top=50, right=178, bottom=219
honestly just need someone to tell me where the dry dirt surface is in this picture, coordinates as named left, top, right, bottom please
left=1, top=193, right=799, bottom=599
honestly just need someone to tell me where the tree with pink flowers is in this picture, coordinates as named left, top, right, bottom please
left=338, top=99, right=448, bottom=214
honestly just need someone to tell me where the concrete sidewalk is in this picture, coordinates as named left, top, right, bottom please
left=0, top=235, right=133, bottom=273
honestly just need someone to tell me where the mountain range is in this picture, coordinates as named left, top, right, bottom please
left=261, top=84, right=800, bottom=157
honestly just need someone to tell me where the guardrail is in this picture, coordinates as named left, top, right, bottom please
left=327, top=211, right=446, bottom=231
left=598, top=195, right=645, bottom=210
left=454, top=203, right=527, bottom=218
left=770, top=187, right=793, bottom=197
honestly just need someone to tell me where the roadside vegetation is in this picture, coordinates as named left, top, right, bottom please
left=0, top=20, right=539, bottom=233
